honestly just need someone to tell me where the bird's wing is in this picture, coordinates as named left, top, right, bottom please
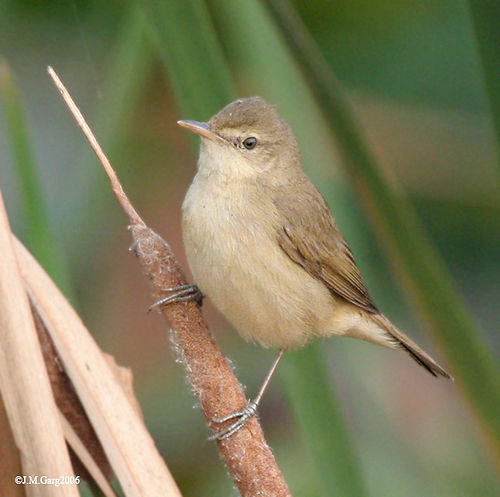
left=274, top=183, right=378, bottom=313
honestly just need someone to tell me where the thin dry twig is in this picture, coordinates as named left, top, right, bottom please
left=48, top=67, right=292, bottom=497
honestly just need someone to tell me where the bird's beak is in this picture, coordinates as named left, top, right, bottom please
left=177, top=120, right=226, bottom=144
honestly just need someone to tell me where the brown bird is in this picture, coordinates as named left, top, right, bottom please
left=167, top=96, right=451, bottom=439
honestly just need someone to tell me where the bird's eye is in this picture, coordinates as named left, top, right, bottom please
left=243, top=137, right=257, bottom=150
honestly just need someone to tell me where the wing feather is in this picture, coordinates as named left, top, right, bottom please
left=274, top=181, right=378, bottom=313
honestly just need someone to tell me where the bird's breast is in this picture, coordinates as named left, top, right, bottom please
left=182, top=173, right=277, bottom=292
left=181, top=172, right=334, bottom=348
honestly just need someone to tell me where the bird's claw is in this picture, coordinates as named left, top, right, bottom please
left=148, top=284, right=203, bottom=312
left=208, top=401, right=258, bottom=441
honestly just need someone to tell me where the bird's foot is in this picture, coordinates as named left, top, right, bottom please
left=208, top=400, right=258, bottom=441
left=148, top=284, right=203, bottom=312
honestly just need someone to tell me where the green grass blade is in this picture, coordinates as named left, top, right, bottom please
left=0, top=58, right=72, bottom=296
left=266, top=0, right=500, bottom=456
left=140, top=0, right=236, bottom=121
left=283, top=344, right=368, bottom=497
left=466, top=0, right=500, bottom=171
left=73, top=4, right=153, bottom=225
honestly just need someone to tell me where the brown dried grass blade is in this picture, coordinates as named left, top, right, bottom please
left=0, top=188, right=78, bottom=497
left=0, top=398, right=24, bottom=497
left=31, top=298, right=113, bottom=486
left=15, top=237, right=182, bottom=497
left=59, top=415, right=116, bottom=497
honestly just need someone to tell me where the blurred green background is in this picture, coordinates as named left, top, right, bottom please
left=1, top=1, right=499, bottom=496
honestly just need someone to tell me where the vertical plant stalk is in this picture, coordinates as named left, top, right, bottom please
left=49, top=67, right=292, bottom=497
left=266, top=0, right=500, bottom=458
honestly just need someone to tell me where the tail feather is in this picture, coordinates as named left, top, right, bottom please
left=372, top=314, right=453, bottom=380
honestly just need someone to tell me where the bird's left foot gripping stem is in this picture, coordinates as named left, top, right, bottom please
left=208, top=349, right=285, bottom=441
left=208, top=400, right=259, bottom=441
left=149, top=284, right=203, bottom=311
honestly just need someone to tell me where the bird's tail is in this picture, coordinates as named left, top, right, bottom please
left=372, top=313, right=453, bottom=379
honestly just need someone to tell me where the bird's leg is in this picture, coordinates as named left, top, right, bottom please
left=148, top=284, right=203, bottom=311
left=209, top=349, right=285, bottom=441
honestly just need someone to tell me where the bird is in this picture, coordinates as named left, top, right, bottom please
left=163, top=96, right=451, bottom=440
